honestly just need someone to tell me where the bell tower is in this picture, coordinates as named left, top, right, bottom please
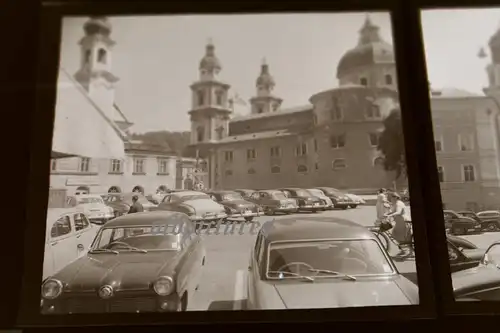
left=249, top=58, right=283, bottom=114
left=188, top=40, right=232, bottom=145
left=74, top=17, right=119, bottom=115
left=485, top=25, right=500, bottom=90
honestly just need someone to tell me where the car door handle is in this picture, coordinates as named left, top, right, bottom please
left=76, top=235, right=81, bottom=239
left=51, top=242, right=58, bottom=246
left=77, top=244, right=84, bottom=250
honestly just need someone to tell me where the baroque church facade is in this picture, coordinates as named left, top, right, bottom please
left=189, top=16, right=403, bottom=192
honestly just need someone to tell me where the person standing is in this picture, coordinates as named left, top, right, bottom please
left=385, top=192, right=413, bottom=257
left=128, top=195, right=144, bottom=214
left=375, top=188, right=389, bottom=226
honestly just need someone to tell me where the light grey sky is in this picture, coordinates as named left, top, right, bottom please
left=59, top=9, right=500, bottom=133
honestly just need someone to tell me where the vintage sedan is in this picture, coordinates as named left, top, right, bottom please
left=444, top=210, right=482, bottom=235
left=345, top=193, right=366, bottom=207
left=69, top=194, right=114, bottom=224
left=41, top=211, right=206, bottom=314
left=103, top=192, right=157, bottom=217
left=247, top=217, right=418, bottom=309
left=453, top=241, right=500, bottom=301
left=206, top=190, right=262, bottom=222
left=476, top=210, right=500, bottom=232
left=447, top=237, right=485, bottom=273
left=155, top=191, right=227, bottom=224
left=248, top=190, right=298, bottom=215
left=234, top=189, right=256, bottom=201
left=278, top=188, right=326, bottom=212
left=43, top=208, right=100, bottom=280
left=314, top=187, right=351, bottom=209
left=306, top=188, right=334, bottom=210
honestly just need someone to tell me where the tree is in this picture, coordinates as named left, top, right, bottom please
left=377, top=108, right=407, bottom=179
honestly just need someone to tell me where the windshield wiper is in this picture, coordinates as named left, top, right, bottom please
left=308, top=269, right=357, bottom=281
left=89, top=249, right=119, bottom=254
left=268, top=270, right=315, bottom=282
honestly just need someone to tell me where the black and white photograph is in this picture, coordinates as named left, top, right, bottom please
left=42, top=11, right=424, bottom=314
left=420, top=8, right=500, bottom=301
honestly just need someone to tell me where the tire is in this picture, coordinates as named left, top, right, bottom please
left=351, top=205, right=358, bottom=209
left=244, top=217, right=254, bottom=222
left=486, top=222, right=499, bottom=232
left=342, top=206, right=348, bottom=210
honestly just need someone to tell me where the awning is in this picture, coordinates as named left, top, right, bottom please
left=51, top=68, right=126, bottom=159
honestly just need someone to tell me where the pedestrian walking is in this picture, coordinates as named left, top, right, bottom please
left=385, top=192, right=413, bottom=257
left=128, top=195, right=144, bottom=214
left=375, top=188, right=390, bottom=226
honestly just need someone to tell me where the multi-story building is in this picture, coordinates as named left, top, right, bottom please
left=188, top=15, right=500, bottom=211
left=50, top=16, right=179, bottom=196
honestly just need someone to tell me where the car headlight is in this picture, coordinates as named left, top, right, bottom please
left=153, top=276, right=174, bottom=296
left=41, top=279, right=63, bottom=299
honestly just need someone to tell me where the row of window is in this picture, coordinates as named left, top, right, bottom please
left=327, top=97, right=382, bottom=122
left=222, top=158, right=385, bottom=176
left=222, top=133, right=382, bottom=162
left=434, top=133, right=475, bottom=152
left=359, top=74, right=394, bottom=87
left=437, top=164, right=476, bottom=183
left=50, top=157, right=170, bottom=175
left=196, top=89, right=225, bottom=107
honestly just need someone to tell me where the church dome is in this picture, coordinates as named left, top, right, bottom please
left=256, top=62, right=275, bottom=87
left=83, top=16, right=112, bottom=36
left=199, top=42, right=222, bottom=71
left=336, top=16, right=395, bottom=79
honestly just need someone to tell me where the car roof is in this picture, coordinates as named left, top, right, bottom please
left=279, top=188, right=302, bottom=191
left=453, top=266, right=500, bottom=296
left=478, top=210, right=499, bottom=214
left=260, top=189, right=283, bottom=194
left=261, top=217, right=376, bottom=243
left=207, top=190, right=237, bottom=194
left=170, top=191, right=207, bottom=197
left=103, top=211, right=189, bottom=228
left=74, top=194, right=102, bottom=199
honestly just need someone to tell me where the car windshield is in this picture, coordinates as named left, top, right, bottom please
left=175, top=194, right=210, bottom=202
left=266, top=239, right=394, bottom=280
left=271, top=192, right=287, bottom=200
left=308, top=189, right=323, bottom=197
left=293, top=189, right=311, bottom=197
left=77, top=197, right=104, bottom=205
left=91, top=226, right=182, bottom=252
left=323, top=188, right=342, bottom=196
left=483, top=244, right=500, bottom=268
left=222, top=193, right=243, bottom=201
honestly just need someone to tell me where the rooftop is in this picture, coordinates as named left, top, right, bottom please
left=430, top=87, right=482, bottom=99
left=261, top=217, right=376, bottom=243
left=230, top=104, right=312, bottom=122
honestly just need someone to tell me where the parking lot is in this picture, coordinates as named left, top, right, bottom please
left=188, top=205, right=500, bottom=311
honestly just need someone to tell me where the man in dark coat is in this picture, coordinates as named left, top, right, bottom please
left=128, top=195, right=144, bottom=214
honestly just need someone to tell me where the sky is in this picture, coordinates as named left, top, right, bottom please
left=59, top=9, right=500, bottom=133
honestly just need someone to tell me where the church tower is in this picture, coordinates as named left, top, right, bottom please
left=189, top=40, right=232, bottom=145
left=74, top=17, right=119, bottom=116
left=249, top=59, right=283, bottom=114
left=485, top=26, right=500, bottom=91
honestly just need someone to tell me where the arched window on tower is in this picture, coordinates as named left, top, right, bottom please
left=84, top=50, right=91, bottom=64
left=197, top=126, right=204, bottom=143
left=97, top=48, right=107, bottom=64
left=215, top=90, right=223, bottom=106
left=197, top=90, right=205, bottom=106
left=360, top=77, right=368, bottom=86
left=385, top=74, right=393, bottom=85
left=257, top=106, right=264, bottom=114
left=216, top=126, right=224, bottom=140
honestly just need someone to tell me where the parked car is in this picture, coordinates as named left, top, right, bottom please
left=43, top=208, right=99, bottom=280
left=306, top=188, right=334, bottom=209
left=69, top=194, right=114, bottom=224
left=314, top=187, right=351, bottom=209
left=246, top=217, right=418, bottom=309
left=155, top=191, right=227, bottom=225
left=443, top=210, right=482, bottom=235
left=41, top=211, right=206, bottom=314
left=102, top=192, right=157, bottom=217
left=447, top=237, right=485, bottom=273
left=206, top=190, right=262, bottom=222
left=476, top=210, right=500, bottom=232
left=453, top=241, right=500, bottom=301
left=248, top=190, right=298, bottom=215
left=278, top=188, right=326, bottom=212
left=234, top=189, right=256, bottom=201
left=345, top=193, right=366, bottom=207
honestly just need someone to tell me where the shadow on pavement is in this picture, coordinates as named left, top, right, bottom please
left=401, top=272, right=419, bottom=285
left=208, top=300, right=247, bottom=311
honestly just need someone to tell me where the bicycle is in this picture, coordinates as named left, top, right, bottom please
left=369, top=217, right=414, bottom=256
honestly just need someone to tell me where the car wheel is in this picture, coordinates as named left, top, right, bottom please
left=342, top=206, right=348, bottom=210
left=351, top=205, right=358, bottom=209
left=245, top=217, right=254, bottom=222
left=487, top=222, right=499, bottom=232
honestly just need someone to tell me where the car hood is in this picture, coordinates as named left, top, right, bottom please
left=272, top=279, right=413, bottom=308
left=79, top=203, right=109, bottom=211
left=220, top=200, right=256, bottom=209
left=52, top=252, right=179, bottom=292
left=183, top=199, right=224, bottom=214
